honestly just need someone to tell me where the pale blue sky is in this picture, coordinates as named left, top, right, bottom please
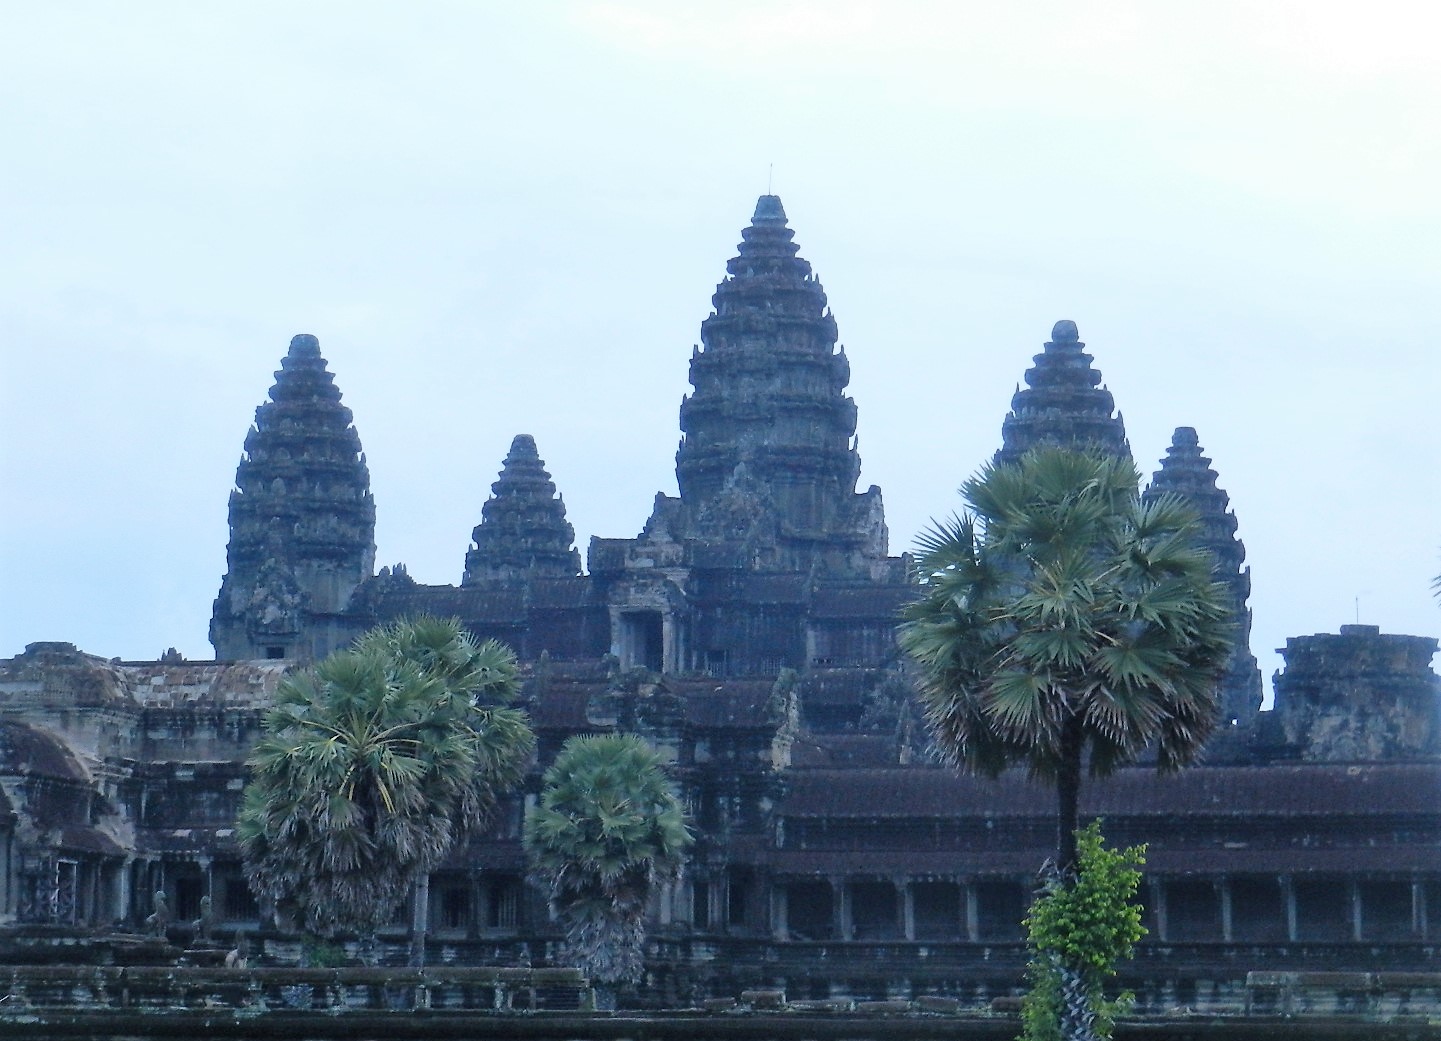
left=3, top=2, right=1439, bottom=689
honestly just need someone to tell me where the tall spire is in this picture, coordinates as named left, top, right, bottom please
left=1145, top=427, right=1262, bottom=727
left=463, top=434, right=581, bottom=584
left=673, top=195, right=881, bottom=567
left=996, top=320, right=1130, bottom=465
left=210, top=334, right=376, bottom=661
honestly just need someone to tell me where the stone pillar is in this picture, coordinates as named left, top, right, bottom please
left=897, top=877, right=914, bottom=941
left=678, top=874, right=694, bottom=927
left=835, top=878, right=853, bottom=941
left=658, top=880, right=673, bottom=926
left=661, top=614, right=676, bottom=674
left=771, top=882, right=789, bottom=942
left=1149, top=878, right=1169, bottom=942
left=469, top=874, right=485, bottom=938
left=116, top=857, right=133, bottom=928
left=1218, top=877, right=1233, bottom=943
left=964, top=881, right=979, bottom=942
left=1281, top=876, right=1297, bottom=942
left=1351, top=879, right=1364, bottom=942
left=410, top=874, right=431, bottom=967
left=1413, top=880, right=1428, bottom=940
left=709, top=877, right=726, bottom=931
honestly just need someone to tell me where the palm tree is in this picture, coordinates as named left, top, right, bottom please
left=899, top=447, right=1232, bottom=874
left=236, top=617, right=533, bottom=959
left=524, top=734, right=691, bottom=998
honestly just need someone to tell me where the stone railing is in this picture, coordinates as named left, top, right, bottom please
left=1245, top=971, right=1441, bottom=1017
left=0, top=965, right=586, bottom=1014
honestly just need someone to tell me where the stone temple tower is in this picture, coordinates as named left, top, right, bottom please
left=996, top=320, right=1131, bottom=465
left=463, top=434, right=581, bottom=584
left=586, top=196, right=907, bottom=676
left=210, top=334, right=376, bottom=661
left=1145, top=427, right=1263, bottom=727
left=667, top=194, right=886, bottom=575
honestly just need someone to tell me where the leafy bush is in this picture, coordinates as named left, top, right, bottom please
left=1021, top=822, right=1145, bottom=1041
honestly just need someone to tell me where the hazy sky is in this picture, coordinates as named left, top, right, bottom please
left=4, top=2, right=1439, bottom=691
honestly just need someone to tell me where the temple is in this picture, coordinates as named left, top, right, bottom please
left=0, top=196, right=1436, bottom=1006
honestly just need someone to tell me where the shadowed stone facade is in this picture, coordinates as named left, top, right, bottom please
left=1, top=196, right=1436, bottom=1004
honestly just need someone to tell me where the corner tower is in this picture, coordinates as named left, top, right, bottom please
left=210, top=334, right=376, bottom=661
left=463, top=435, right=581, bottom=584
left=1145, top=427, right=1263, bottom=727
left=996, top=320, right=1130, bottom=465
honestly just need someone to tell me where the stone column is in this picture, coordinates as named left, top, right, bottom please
left=897, top=877, right=914, bottom=941
left=964, top=881, right=979, bottom=942
left=835, top=878, right=853, bottom=941
left=470, top=873, right=485, bottom=938
left=1149, top=878, right=1168, bottom=943
left=771, top=882, right=789, bottom=942
left=1350, top=879, right=1364, bottom=942
left=1218, top=877, right=1233, bottom=943
left=661, top=613, right=676, bottom=674
left=116, top=857, right=133, bottom=928
left=1280, top=876, right=1297, bottom=942
left=1413, top=879, right=1428, bottom=941
left=709, top=877, right=726, bottom=931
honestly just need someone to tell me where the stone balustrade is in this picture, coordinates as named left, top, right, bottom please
left=0, top=964, right=586, bottom=1014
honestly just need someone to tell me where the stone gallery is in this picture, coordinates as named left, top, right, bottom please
left=1, top=197, right=1436, bottom=1004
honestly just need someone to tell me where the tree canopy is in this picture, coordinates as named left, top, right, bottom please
left=899, top=447, right=1233, bottom=871
left=237, top=616, right=534, bottom=940
left=524, top=733, right=691, bottom=987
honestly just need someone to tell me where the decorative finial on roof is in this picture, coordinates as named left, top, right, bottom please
left=507, top=434, right=540, bottom=461
left=1051, top=320, right=1079, bottom=344
left=752, top=194, right=787, bottom=224
left=288, top=333, right=320, bottom=354
left=1172, top=426, right=1200, bottom=448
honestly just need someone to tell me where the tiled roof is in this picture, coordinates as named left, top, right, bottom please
left=376, top=584, right=527, bottom=624
left=528, top=578, right=596, bottom=609
left=781, top=763, right=1441, bottom=819
left=791, top=734, right=898, bottom=768
left=810, top=584, right=913, bottom=619
left=0, top=721, right=88, bottom=782
left=767, top=844, right=1441, bottom=877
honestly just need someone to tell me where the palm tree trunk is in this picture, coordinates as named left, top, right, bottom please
left=1056, top=713, right=1084, bottom=876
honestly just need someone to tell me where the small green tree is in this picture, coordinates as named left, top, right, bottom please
left=524, top=734, right=691, bottom=998
left=1021, top=822, right=1146, bottom=1041
left=237, top=616, right=533, bottom=959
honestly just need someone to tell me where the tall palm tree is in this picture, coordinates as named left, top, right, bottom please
left=524, top=734, right=691, bottom=996
left=899, top=447, right=1232, bottom=874
left=237, top=617, right=533, bottom=957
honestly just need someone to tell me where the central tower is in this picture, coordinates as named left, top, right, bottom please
left=588, top=196, right=906, bottom=677
left=669, top=195, right=885, bottom=574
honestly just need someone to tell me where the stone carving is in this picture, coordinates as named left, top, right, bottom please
left=191, top=895, right=215, bottom=943
left=144, top=890, right=170, bottom=937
